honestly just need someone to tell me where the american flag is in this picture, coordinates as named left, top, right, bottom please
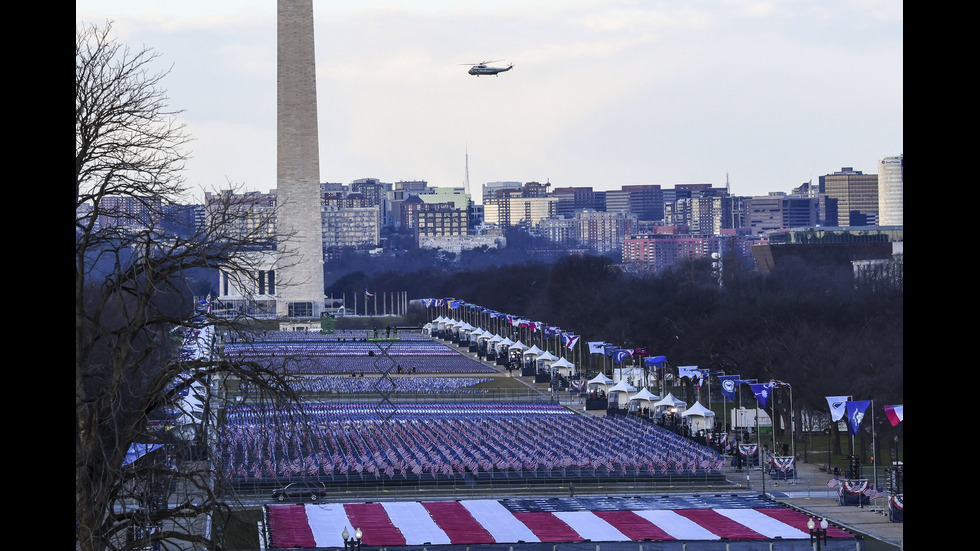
left=827, top=477, right=839, bottom=488
left=863, top=487, right=884, bottom=500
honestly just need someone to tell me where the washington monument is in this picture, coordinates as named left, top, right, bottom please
left=276, top=0, right=325, bottom=318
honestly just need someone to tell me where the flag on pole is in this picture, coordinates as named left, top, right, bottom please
left=845, top=400, right=872, bottom=435
left=826, top=396, right=849, bottom=422
left=365, top=287, right=374, bottom=298
left=827, top=477, right=840, bottom=488
left=676, top=365, right=700, bottom=381
left=884, top=404, right=903, bottom=427
left=562, top=333, right=580, bottom=349
left=588, top=341, right=605, bottom=354
left=863, top=486, right=884, bottom=500
left=749, top=383, right=771, bottom=409
left=718, top=375, right=740, bottom=400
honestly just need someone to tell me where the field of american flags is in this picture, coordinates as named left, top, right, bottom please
left=218, top=402, right=729, bottom=491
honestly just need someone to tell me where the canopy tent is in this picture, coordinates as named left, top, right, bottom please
left=607, top=380, right=636, bottom=408
left=524, top=344, right=543, bottom=357
left=506, top=340, right=526, bottom=363
left=681, top=400, right=716, bottom=433
left=588, top=374, right=613, bottom=393
left=630, top=387, right=660, bottom=403
left=608, top=380, right=636, bottom=393
left=536, top=350, right=558, bottom=362
left=550, top=357, right=576, bottom=376
left=652, top=392, right=687, bottom=420
left=653, top=392, right=687, bottom=409
left=628, top=387, right=661, bottom=415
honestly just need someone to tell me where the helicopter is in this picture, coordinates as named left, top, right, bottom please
left=464, top=60, right=514, bottom=76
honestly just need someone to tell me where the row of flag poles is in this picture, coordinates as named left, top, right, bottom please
left=825, top=397, right=904, bottom=490
left=422, top=297, right=903, bottom=490
left=326, top=290, right=409, bottom=317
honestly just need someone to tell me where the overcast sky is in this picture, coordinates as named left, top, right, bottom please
left=77, top=1, right=903, bottom=202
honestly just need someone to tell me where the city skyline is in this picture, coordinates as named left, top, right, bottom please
left=77, top=0, right=903, bottom=201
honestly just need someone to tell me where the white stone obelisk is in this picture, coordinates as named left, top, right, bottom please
left=276, top=0, right=324, bottom=318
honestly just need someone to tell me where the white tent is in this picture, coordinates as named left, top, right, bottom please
left=550, top=356, right=575, bottom=376
left=509, top=340, right=527, bottom=351
left=629, top=387, right=660, bottom=404
left=587, top=372, right=613, bottom=395
left=608, top=380, right=636, bottom=393
left=536, top=350, right=558, bottom=362
left=524, top=344, right=543, bottom=357
left=588, top=372, right=613, bottom=385
left=681, top=400, right=716, bottom=433
left=628, top=387, right=661, bottom=415
left=607, top=380, right=636, bottom=408
left=652, top=392, right=687, bottom=419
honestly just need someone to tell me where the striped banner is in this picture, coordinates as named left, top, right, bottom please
left=266, top=497, right=855, bottom=548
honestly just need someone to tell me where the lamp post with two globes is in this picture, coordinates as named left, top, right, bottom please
left=342, top=527, right=362, bottom=551
left=807, top=517, right=828, bottom=550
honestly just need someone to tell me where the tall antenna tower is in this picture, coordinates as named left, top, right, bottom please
left=464, top=145, right=470, bottom=196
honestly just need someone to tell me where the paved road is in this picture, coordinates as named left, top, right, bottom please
left=767, top=460, right=903, bottom=549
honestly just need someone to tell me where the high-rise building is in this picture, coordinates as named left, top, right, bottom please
left=819, top=167, right=878, bottom=227
left=482, top=181, right=522, bottom=204
left=322, top=205, right=380, bottom=257
left=576, top=210, right=636, bottom=254
left=483, top=196, right=558, bottom=229
left=604, top=185, right=664, bottom=221
left=744, top=193, right=819, bottom=236
left=877, top=154, right=903, bottom=226
left=276, top=0, right=325, bottom=318
left=551, top=186, right=599, bottom=217
left=415, top=202, right=469, bottom=239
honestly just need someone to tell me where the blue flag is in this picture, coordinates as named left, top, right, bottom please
left=614, top=349, right=633, bottom=364
left=845, top=400, right=872, bottom=435
left=644, top=355, right=666, bottom=367
left=718, top=375, right=740, bottom=400
left=749, top=383, right=771, bottom=409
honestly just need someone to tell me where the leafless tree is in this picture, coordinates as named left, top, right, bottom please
left=76, top=21, right=299, bottom=551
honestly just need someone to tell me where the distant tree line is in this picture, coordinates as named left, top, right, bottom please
left=345, top=253, right=902, bottom=461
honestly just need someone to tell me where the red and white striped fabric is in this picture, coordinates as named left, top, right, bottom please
left=266, top=500, right=854, bottom=548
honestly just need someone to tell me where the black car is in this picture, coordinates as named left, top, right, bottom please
left=272, top=481, right=328, bottom=502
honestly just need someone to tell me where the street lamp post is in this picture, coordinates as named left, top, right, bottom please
left=807, top=517, right=828, bottom=550
left=342, top=527, right=362, bottom=551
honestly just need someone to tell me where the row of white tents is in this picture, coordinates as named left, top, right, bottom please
left=426, top=317, right=578, bottom=375
left=585, top=373, right=716, bottom=432
left=429, top=316, right=717, bottom=433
